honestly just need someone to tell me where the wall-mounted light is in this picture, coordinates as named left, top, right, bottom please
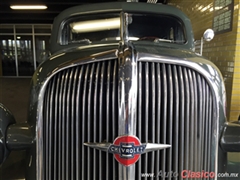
left=71, top=17, right=120, bottom=33
left=10, top=5, right=48, bottom=10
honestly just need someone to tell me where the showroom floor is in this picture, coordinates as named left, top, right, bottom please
left=0, top=77, right=31, bottom=180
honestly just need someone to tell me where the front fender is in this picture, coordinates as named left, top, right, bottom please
left=0, top=103, right=16, bottom=165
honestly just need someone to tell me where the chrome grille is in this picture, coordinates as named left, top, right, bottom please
left=136, top=62, right=215, bottom=180
left=43, top=59, right=118, bottom=180
left=42, top=60, right=216, bottom=180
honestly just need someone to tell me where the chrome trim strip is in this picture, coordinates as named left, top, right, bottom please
left=93, top=63, right=100, bottom=180
left=167, top=64, right=173, bottom=180
left=183, top=67, right=190, bottom=171
left=99, top=61, right=106, bottom=180
left=71, top=67, right=78, bottom=179
left=160, top=63, right=167, bottom=175
left=137, top=61, right=142, bottom=180
left=87, top=64, right=95, bottom=179
left=66, top=69, right=74, bottom=180
left=112, top=60, right=117, bottom=179
left=106, top=61, right=111, bottom=180
left=144, top=62, right=149, bottom=176
left=150, top=62, right=155, bottom=176
left=118, top=12, right=137, bottom=180
left=54, top=75, right=60, bottom=180
left=76, top=67, right=83, bottom=180
left=178, top=66, right=185, bottom=178
left=81, top=64, right=89, bottom=179
left=155, top=63, right=161, bottom=178
left=172, top=65, right=179, bottom=176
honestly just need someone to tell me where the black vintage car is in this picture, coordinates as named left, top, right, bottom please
left=1, top=2, right=240, bottom=180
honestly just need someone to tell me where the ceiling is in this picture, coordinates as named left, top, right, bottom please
left=0, top=0, right=167, bottom=24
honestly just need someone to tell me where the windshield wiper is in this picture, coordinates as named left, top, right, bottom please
left=154, top=38, right=174, bottom=43
left=154, top=38, right=185, bottom=44
left=70, top=38, right=92, bottom=44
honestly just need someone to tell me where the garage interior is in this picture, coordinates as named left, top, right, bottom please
left=0, top=0, right=240, bottom=179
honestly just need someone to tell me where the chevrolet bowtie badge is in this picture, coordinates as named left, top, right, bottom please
left=84, top=135, right=171, bottom=166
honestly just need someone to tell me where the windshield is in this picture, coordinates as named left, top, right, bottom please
left=128, top=14, right=186, bottom=44
left=60, top=13, right=186, bottom=45
left=60, top=14, right=120, bottom=45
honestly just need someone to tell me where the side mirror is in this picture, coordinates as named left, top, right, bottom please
left=0, top=104, right=16, bottom=165
left=195, top=29, right=215, bottom=56
left=220, top=121, right=240, bottom=152
left=203, top=29, right=215, bottom=42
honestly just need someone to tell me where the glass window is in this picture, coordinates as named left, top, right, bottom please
left=0, top=25, right=14, bottom=34
left=16, top=25, right=32, bottom=33
left=35, top=36, right=50, bottom=66
left=34, top=25, right=52, bottom=34
left=128, top=14, right=186, bottom=44
left=0, top=24, right=52, bottom=77
left=61, top=14, right=120, bottom=45
left=16, top=35, right=34, bottom=76
left=60, top=13, right=186, bottom=45
left=0, top=35, right=16, bottom=76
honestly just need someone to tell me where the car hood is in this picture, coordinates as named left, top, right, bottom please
left=33, top=42, right=218, bottom=87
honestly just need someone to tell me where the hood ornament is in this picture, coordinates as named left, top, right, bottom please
left=84, top=135, right=171, bottom=166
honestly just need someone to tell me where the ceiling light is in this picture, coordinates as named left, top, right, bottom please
left=71, top=17, right=120, bottom=33
left=10, top=5, right=48, bottom=10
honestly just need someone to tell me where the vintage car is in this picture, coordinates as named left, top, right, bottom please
left=1, top=1, right=240, bottom=180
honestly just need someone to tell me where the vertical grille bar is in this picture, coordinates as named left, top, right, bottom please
left=58, top=73, right=64, bottom=179
left=106, top=61, right=111, bottom=180
left=208, top=93, right=213, bottom=176
left=188, top=69, right=194, bottom=172
left=178, top=66, right=185, bottom=180
left=54, top=75, right=60, bottom=180
left=201, top=77, right=206, bottom=172
left=44, top=79, right=50, bottom=180
left=93, top=63, right=100, bottom=180
left=99, top=62, right=105, bottom=180
left=167, top=64, right=173, bottom=180
left=87, top=64, right=95, bottom=180
left=204, top=82, right=209, bottom=174
left=82, top=65, right=89, bottom=180
left=66, top=69, right=74, bottom=180
left=172, top=65, right=179, bottom=180
left=197, top=73, right=203, bottom=173
left=160, top=64, right=167, bottom=177
left=183, top=68, right=190, bottom=174
left=150, top=62, right=155, bottom=180
left=155, top=63, right=161, bottom=178
left=71, top=68, right=79, bottom=179
left=112, top=60, right=117, bottom=179
left=137, top=62, right=142, bottom=180
left=62, top=70, right=69, bottom=179
left=144, top=62, right=149, bottom=179
left=76, top=67, right=83, bottom=180
left=192, top=71, right=198, bottom=172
